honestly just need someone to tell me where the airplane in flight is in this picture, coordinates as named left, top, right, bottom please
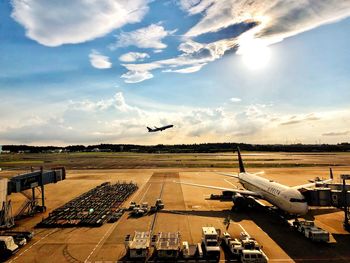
left=177, top=148, right=333, bottom=215
left=147, top=124, right=174, bottom=133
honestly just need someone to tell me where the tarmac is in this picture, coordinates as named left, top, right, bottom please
left=3, top=167, right=350, bottom=263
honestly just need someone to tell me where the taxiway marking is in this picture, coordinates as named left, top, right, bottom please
left=139, top=182, right=152, bottom=203
left=9, top=228, right=57, bottom=263
left=84, top=223, right=116, bottom=263
left=224, top=179, right=237, bottom=188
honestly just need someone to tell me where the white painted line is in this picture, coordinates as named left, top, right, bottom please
left=237, top=223, right=248, bottom=233
left=224, top=179, right=237, bottom=188
left=268, top=260, right=294, bottom=262
left=84, top=223, right=116, bottom=263
left=139, top=183, right=151, bottom=203
left=9, top=228, right=57, bottom=262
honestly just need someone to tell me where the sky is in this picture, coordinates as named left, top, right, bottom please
left=0, top=0, right=350, bottom=146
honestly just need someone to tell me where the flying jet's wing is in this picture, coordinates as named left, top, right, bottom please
left=174, top=181, right=261, bottom=197
left=292, top=168, right=334, bottom=190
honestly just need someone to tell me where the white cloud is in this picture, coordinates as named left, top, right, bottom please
left=120, top=38, right=231, bottom=82
left=119, top=52, right=150, bottom=62
left=1, top=92, right=350, bottom=145
left=120, top=1, right=350, bottom=82
left=111, top=24, right=175, bottom=49
left=89, top=50, right=112, bottom=69
left=121, top=71, right=154, bottom=83
left=163, top=64, right=205, bottom=73
left=11, top=0, right=149, bottom=47
left=230, top=97, right=242, bottom=102
left=181, top=0, right=350, bottom=48
left=69, top=92, right=139, bottom=113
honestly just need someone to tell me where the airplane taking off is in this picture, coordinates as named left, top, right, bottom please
left=177, top=148, right=333, bottom=215
left=147, top=125, right=174, bottom=132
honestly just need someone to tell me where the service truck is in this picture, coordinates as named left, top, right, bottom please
left=222, top=232, right=268, bottom=263
left=0, top=236, right=19, bottom=260
left=292, top=220, right=329, bottom=242
left=201, top=227, right=221, bottom=259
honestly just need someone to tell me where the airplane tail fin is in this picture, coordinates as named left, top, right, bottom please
left=147, top=127, right=152, bottom=132
left=330, top=167, right=334, bottom=180
left=237, top=147, right=246, bottom=173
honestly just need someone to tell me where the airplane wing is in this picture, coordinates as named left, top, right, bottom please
left=215, top=171, right=264, bottom=178
left=174, top=181, right=261, bottom=197
left=291, top=178, right=332, bottom=190
left=292, top=168, right=334, bottom=190
left=216, top=172, right=239, bottom=178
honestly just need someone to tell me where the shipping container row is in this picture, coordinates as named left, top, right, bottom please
left=36, top=182, right=137, bottom=227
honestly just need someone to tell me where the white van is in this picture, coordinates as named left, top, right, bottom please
left=0, top=236, right=19, bottom=259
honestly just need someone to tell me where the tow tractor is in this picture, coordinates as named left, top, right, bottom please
left=292, top=219, right=329, bottom=242
left=222, top=232, right=268, bottom=263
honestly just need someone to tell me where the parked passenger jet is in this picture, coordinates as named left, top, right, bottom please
left=147, top=125, right=174, bottom=132
left=177, top=148, right=333, bottom=215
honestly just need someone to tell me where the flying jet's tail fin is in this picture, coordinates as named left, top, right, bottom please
left=330, top=167, right=334, bottom=180
left=147, top=127, right=153, bottom=132
left=237, top=147, right=246, bottom=173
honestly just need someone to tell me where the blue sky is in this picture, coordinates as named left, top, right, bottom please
left=1, top=0, right=350, bottom=145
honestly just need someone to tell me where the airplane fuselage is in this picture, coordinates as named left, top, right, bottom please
left=238, top=172, right=308, bottom=215
left=147, top=125, right=174, bottom=132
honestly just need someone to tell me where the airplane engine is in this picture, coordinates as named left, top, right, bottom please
left=232, top=193, right=247, bottom=210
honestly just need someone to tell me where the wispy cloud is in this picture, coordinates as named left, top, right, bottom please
left=121, top=70, right=154, bottom=83
left=230, top=97, right=242, bottom=102
left=163, top=64, right=206, bottom=73
left=89, top=50, right=112, bottom=69
left=111, top=24, right=176, bottom=50
left=11, top=0, right=150, bottom=47
left=323, top=131, right=350, bottom=136
left=280, top=113, right=320, bottom=126
left=180, top=0, right=350, bottom=46
left=119, top=52, right=150, bottom=62
left=120, top=38, right=233, bottom=82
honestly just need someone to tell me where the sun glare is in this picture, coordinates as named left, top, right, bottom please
left=238, top=39, right=271, bottom=70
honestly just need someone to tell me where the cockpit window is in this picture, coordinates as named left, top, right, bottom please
left=290, top=198, right=306, bottom=203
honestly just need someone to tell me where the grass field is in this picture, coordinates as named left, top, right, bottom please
left=1, top=151, right=349, bottom=170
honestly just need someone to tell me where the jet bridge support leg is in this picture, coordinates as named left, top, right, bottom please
left=341, top=175, right=350, bottom=231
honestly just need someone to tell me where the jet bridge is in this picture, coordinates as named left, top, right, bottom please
left=301, top=175, right=350, bottom=231
left=0, top=167, right=66, bottom=228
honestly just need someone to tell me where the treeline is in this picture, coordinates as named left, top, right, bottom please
left=2, top=142, right=350, bottom=153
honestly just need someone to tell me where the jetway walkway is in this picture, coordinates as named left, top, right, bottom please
left=0, top=167, right=66, bottom=228
left=302, top=175, right=350, bottom=231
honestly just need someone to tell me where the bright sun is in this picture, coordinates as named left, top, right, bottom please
left=238, top=39, right=271, bottom=70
